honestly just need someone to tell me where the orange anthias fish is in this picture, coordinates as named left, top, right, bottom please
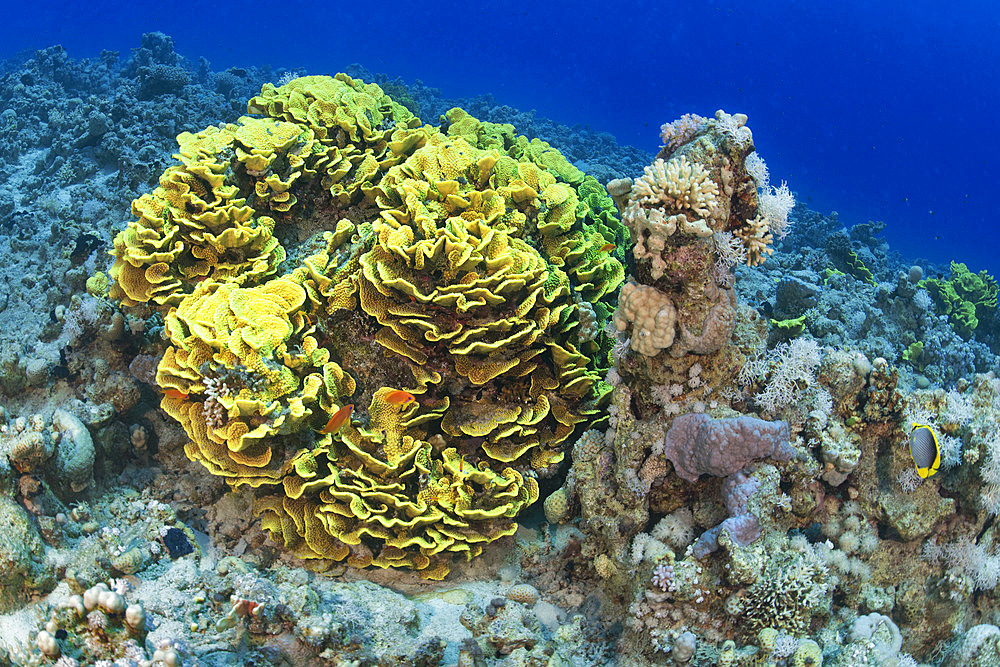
left=320, top=404, right=353, bottom=434
left=599, top=242, right=616, bottom=253
left=161, top=388, right=189, bottom=400
left=384, top=390, right=416, bottom=407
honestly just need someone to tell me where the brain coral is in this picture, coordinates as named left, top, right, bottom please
left=109, top=74, right=626, bottom=578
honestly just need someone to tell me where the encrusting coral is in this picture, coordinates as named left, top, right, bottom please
left=662, top=413, right=793, bottom=482
left=107, top=74, right=627, bottom=578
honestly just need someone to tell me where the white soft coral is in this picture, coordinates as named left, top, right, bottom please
left=980, top=428, right=1000, bottom=517
left=754, top=338, right=822, bottom=413
left=758, top=181, right=796, bottom=240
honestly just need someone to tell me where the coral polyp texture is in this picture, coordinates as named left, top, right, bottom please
left=108, top=74, right=626, bottom=578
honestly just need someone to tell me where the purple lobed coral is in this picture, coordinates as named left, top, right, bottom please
left=663, top=413, right=793, bottom=483
left=691, top=471, right=762, bottom=557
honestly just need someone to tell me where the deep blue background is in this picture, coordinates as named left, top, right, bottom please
left=6, top=1, right=998, bottom=276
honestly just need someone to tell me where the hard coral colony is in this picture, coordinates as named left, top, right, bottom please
left=107, top=74, right=626, bottom=580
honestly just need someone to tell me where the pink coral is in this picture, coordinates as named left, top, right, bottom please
left=663, top=413, right=793, bottom=482
left=659, top=114, right=707, bottom=154
left=690, top=472, right=763, bottom=557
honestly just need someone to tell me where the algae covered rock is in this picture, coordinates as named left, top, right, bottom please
left=52, top=408, right=96, bottom=493
left=0, top=493, right=51, bottom=611
left=945, top=624, right=1000, bottom=667
left=879, top=485, right=955, bottom=541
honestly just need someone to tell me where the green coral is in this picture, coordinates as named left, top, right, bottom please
left=844, top=250, right=876, bottom=286
left=902, top=340, right=924, bottom=370
left=769, top=314, right=806, bottom=337
left=441, top=108, right=626, bottom=306
left=109, top=74, right=626, bottom=578
left=822, top=266, right=846, bottom=284
left=792, top=639, right=822, bottom=667
left=86, top=271, right=109, bottom=297
left=920, top=261, right=999, bottom=337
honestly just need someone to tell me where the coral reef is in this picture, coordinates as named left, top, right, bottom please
left=539, top=109, right=1000, bottom=666
left=3, top=32, right=1000, bottom=667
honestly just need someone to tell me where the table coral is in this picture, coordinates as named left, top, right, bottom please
left=108, top=74, right=626, bottom=578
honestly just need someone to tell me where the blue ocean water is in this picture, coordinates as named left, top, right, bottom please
left=3, top=0, right=998, bottom=274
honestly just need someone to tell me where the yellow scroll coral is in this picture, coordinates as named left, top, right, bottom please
left=443, top=109, right=626, bottom=307
left=255, top=435, right=538, bottom=578
left=109, top=120, right=293, bottom=307
left=156, top=275, right=354, bottom=485
left=111, top=74, right=626, bottom=578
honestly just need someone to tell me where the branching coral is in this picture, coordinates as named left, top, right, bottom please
left=735, top=214, right=774, bottom=266
left=726, top=539, right=832, bottom=635
left=631, top=157, right=720, bottom=223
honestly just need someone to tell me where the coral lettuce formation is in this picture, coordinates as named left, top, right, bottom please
left=107, top=74, right=626, bottom=578
left=920, top=260, right=999, bottom=337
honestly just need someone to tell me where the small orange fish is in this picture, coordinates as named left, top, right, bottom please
left=384, top=390, right=416, bottom=407
left=161, top=388, right=189, bottom=400
left=320, top=404, right=353, bottom=434
left=599, top=242, right=616, bottom=253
